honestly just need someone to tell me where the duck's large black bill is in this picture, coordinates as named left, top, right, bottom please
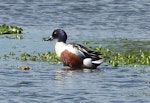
left=44, top=36, right=54, bottom=41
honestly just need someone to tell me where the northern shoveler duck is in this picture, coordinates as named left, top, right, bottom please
left=45, top=29, right=105, bottom=69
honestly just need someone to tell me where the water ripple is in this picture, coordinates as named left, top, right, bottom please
left=0, top=0, right=150, bottom=103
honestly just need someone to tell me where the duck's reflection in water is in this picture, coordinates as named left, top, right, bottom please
left=54, top=67, right=103, bottom=86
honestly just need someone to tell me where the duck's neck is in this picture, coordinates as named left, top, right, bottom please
left=58, top=40, right=66, bottom=43
left=58, top=36, right=67, bottom=43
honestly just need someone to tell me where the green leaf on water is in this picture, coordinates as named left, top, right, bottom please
left=0, top=24, right=23, bottom=34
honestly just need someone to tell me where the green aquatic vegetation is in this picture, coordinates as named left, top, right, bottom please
left=42, top=37, right=47, bottom=41
left=38, top=52, right=59, bottom=63
left=3, top=54, right=9, bottom=60
left=0, top=38, right=149, bottom=67
left=94, top=39, right=150, bottom=67
left=9, top=52, right=16, bottom=56
left=0, top=24, right=23, bottom=34
left=20, top=52, right=59, bottom=63
left=107, top=52, right=149, bottom=67
left=20, top=52, right=31, bottom=61
left=83, top=38, right=150, bottom=67
left=19, top=39, right=149, bottom=67
left=83, top=40, right=90, bottom=45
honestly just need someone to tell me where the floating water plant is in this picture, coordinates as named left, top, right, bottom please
left=107, top=50, right=150, bottom=67
left=17, top=41, right=150, bottom=67
left=83, top=38, right=150, bottom=67
left=0, top=38, right=149, bottom=67
left=0, top=24, right=23, bottom=34
left=94, top=39, right=150, bottom=67
left=20, top=52, right=59, bottom=64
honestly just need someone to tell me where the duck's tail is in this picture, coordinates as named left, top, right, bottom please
left=92, top=59, right=106, bottom=65
left=83, top=58, right=106, bottom=69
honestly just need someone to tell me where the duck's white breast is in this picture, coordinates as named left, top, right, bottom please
left=55, top=42, right=66, bottom=58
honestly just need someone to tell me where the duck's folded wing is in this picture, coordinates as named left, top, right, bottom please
left=70, top=43, right=102, bottom=60
left=65, top=43, right=86, bottom=59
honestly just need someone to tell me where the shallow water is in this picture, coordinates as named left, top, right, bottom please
left=0, top=0, right=150, bottom=103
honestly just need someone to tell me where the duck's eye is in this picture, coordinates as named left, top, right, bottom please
left=54, top=31, right=57, bottom=35
left=52, top=31, right=58, bottom=38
